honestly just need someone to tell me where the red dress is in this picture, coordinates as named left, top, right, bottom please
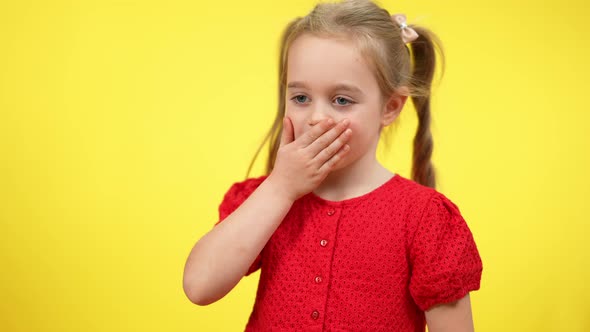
left=215, top=173, right=483, bottom=332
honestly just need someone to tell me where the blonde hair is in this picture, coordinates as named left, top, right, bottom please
left=247, top=0, right=445, bottom=188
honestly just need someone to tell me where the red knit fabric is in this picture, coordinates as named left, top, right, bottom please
left=215, top=173, right=483, bottom=332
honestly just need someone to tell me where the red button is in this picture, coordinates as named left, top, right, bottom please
left=327, top=209, right=335, bottom=216
left=320, top=239, right=328, bottom=247
left=315, top=276, right=322, bottom=283
left=311, top=310, right=320, bottom=320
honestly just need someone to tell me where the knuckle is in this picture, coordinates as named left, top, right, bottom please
left=329, top=156, right=338, bottom=165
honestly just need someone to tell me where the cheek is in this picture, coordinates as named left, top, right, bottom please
left=346, top=122, right=363, bottom=143
left=284, top=113, right=305, bottom=139
left=294, top=126, right=303, bottom=140
left=346, top=121, right=377, bottom=149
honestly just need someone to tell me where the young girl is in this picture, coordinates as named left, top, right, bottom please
left=183, top=0, right=483, bottom=331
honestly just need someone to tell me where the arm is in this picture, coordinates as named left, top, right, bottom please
left=183, top=116, right=351, bottom=306
left=425, top=293, right=474, bottom=332
left=182, top=176, right=294, bottom=306
left=409, top=192, right=483, bottom=331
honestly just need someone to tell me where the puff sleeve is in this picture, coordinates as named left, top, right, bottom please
left=214, top=175, right=268, bottom=276
left=408, top=191, right=483, bottom=311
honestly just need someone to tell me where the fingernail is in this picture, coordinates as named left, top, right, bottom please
left=327, top=118, right=333, bottom=125
left=342, top=119, right=350, bottom=126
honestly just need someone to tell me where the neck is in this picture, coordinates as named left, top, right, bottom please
left=312, top=147, right=394, bottom=201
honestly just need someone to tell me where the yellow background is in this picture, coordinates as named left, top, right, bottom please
left=1, top=0, right=588, bottom=331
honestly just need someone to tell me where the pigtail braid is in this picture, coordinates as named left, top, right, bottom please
left=407, top=26, right=445, bottom=189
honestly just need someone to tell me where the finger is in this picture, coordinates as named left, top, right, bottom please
left=279, top=116, right=294, bottom=147
left=307, top=119, right=350, bottom=158
left=297, top=118, right=335, bottom=147
left=312, top=127, right=352, bottom=164
left=318, top=143, right=351, bottom=173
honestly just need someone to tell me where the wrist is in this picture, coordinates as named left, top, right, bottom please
left=264, top=174, right=297, bottom=203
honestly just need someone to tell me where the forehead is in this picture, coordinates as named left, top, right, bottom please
left=286, top=34, right=378, bottom=90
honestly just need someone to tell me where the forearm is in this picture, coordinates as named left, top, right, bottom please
left=183, top=176, right=294, bottom=305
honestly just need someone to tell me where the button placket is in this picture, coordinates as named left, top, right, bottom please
left=310, top=205, right=340, bottom=324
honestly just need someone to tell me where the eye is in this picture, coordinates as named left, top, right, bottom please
left=334, top=97, right=354, bottom=106
left=291, top=95, right=309, bottom=104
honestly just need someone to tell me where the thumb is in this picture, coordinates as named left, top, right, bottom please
left=279, top=116, right=294, bottom=147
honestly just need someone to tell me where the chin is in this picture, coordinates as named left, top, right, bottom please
left=330, top=154, right=355, bottom=172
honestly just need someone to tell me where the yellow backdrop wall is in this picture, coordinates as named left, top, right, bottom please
left=1, top=0, right=588, bottom=331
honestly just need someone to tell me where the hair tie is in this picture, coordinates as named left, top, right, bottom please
left=391, top=13, right=419, bottom=44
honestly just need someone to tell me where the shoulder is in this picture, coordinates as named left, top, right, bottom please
left=218, top=175, right=269, bottom=221
left=420, top=187, right=465, bottom=228
left=393, top=174, right=460, bottom=209
left=391, top=175, right=470, bottom=240
left=406, top=182, right=479, bottom=262
left=388, top=173, right=441, bottom=210
left=222, top=174, right=269, bottom=199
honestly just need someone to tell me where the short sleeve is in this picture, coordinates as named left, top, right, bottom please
left=215, top=175, right=268, bottom=276
left=408, top=191, right=483, bottom=311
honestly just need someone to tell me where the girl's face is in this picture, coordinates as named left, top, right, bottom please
left=285, top=34, right=405, bottom=170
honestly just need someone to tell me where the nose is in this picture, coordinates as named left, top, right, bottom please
left=307, top=106, right=332, bottom=127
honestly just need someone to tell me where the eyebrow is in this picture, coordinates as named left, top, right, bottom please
left=287, top=81, right=364, bottom=95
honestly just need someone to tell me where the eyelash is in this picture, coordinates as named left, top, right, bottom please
left=290, top=95, right=355, bottom=107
